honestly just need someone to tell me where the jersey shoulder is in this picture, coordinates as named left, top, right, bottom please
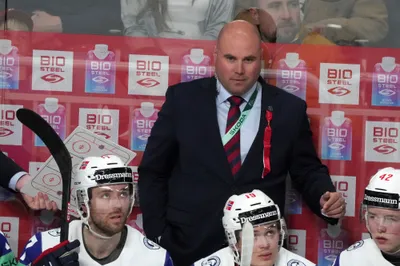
left=344, top=239, right=368, bottom=252
left=333, top=239, right=375, bottom=266
left=18, top=228, right=61, bottom=265
left=0, top=232, right=9, bottom=254
left=123, top=226, right=173, bottom=265
left=193, top=247, right=234, bottom=266
left=0, top=231, right=13, bottom=256
left=279, top=248, right=315, bottom=266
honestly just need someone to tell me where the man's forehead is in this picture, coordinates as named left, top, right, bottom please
left=368, top=207, right=400, bottom=215
left=217, top=36, right=261, bottom=57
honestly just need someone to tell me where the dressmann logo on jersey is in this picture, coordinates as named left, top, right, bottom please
left=201, top=256, right=221, bottom=266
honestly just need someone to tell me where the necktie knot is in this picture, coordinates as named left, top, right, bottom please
left=227, top=96, right=244, bottom=107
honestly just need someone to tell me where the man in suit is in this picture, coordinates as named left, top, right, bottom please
left=139, top=20, right=346, bottom=266
left=0, top=151, right=57, bottom=211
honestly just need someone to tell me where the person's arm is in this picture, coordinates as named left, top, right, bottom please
left=0, top=150, right=57, bottom=211
left=305, top=0, right=388, bottom=43
left=138, top=85, right=178, bottom=242
left=288, top=101, right=338, bottom=224
left=121, top=0, right=151, bottom=37
left=0, top=150, right=25, bottom=191
left=202, top=0, right=235, bottom=40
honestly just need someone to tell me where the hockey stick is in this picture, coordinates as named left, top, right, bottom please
left=17, top=108, right=71, bottom=242
left=240, top=221, right=254, bottom=266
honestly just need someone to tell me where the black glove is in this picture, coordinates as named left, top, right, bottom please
left=32, top=239, right=80, bottom=266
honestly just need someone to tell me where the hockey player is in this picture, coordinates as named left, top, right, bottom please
left=195, top=189, right=315, bottom=266
left=18, top=155, right=174, bottom=265
left=333, top=167, right=400, bottom=266
left=0, top=231, right=17, bottom=265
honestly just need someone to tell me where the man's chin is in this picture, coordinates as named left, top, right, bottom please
left=276, top=30, right=297, bottom=43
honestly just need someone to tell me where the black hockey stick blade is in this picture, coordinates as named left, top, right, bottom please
left=16, top=108, right=71, bottom=242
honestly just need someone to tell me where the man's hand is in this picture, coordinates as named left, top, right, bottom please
left=16, top=174, right=58, bottom=211
left=320, top=191, right=346, bottom=218
left=31, top=11, right=62, bottom=32
left=33, top=240, right=80, bottom=266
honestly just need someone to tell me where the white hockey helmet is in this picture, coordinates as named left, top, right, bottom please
left=222, top=189, right=286, bottom=264
left=363, top=167, right=400, bottom=210
left=72, top=155, right=135, bottom=225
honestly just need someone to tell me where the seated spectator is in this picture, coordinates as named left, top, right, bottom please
left=0, top=9, right=33, bottom=31
left=234, top=7, right=277, bottom=43
left=121, top=0, right=235, bottom=40
left=7, top=0, right=123, bottom=35
left=255, top=0, right=301, bottom=43
left=301, top=0, right=388, bottom=45
left=375, top=0, right=400, bottom=48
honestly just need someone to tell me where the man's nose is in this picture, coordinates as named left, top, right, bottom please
left=235, top=61, right=244, bottom=75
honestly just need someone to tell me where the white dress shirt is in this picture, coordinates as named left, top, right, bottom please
left=216, top=80, right=261, bottom=163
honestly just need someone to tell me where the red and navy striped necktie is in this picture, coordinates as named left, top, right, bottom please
left=224, top=96, right=244, bottom=177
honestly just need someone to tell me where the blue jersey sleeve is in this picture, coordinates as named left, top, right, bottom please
left=333, top=253, right=341, bottom=266
left=164, top=251, right=174, bottom=266
left=0, top=232, right=17, bottom=265
left=18, top=233, right=44, bottom=266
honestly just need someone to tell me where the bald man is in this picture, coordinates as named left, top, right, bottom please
left=139, top=20, right=344, bottom=266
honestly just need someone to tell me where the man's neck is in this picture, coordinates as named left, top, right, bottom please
left=82, top=226, right=122, bottom=259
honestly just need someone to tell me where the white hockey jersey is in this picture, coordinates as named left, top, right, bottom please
left=194, top=246, right=315, bottom=266
left=18, top=220, right=173, bottom=266
left=333, top=238, right=394, bottom=266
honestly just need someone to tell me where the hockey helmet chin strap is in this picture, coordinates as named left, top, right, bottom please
left=383, top=246, right=400, bottom=257
left=85, top=223, right=113, bottom=240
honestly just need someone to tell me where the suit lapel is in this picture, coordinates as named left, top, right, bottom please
left=199, top=77, right=234, bottom=184
left=239, top=77, right=280, bottom=176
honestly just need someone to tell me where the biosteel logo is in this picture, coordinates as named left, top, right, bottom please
left=373, top=126, right=398, bottom=154
left=137, top=78, right=160, bottom=88
left=327, top=69, right=352, bottom=96
left=40, top=55, right=66, bottom=83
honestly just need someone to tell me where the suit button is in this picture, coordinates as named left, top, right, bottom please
left=232, top=187, right=238, bottom=194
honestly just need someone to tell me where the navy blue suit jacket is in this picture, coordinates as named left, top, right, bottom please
left=139, top=76, right=336, bottom=265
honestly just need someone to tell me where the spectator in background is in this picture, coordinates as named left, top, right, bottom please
left=0, top=8, right=33, bottom=31
left=121, top=0, right=235, bottom=40
left=234, top=7, right=277, bottom=43
left=5, top=0, right=123, bottom=35
left=301, top=0, right=388, bottom=46
left=234, top=0, right=302, bottom=43
left=375, top=0, right=400, bottom=48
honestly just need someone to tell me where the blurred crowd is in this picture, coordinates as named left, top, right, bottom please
left=0, top=0, right=398, bottom=48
